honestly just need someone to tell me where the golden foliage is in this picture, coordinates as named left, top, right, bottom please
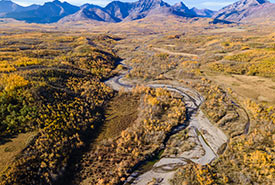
left=0, top=74, right=29, bottom=92
left=0, top=32, right=119, bottom=184
left=76, top=86, right=186, bottom=184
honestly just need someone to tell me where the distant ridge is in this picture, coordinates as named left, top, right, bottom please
left=0, top=0, right=39, bottom=16
left=0, top=0, right=216, bottom=23
left=60, top=4, right=119, bottom=23
left=2, top=0, right=80, bottom=23
left=213, top=0, right=275, bottom=22
left=104, top=1, right=134, bottom=21
left=60, top=0, right=208, bottom=23
left=0, top=0, right=273, bottom=24
left=190, top=8, right=216, bottom=18
left=123, top=0, right=171, bottom=21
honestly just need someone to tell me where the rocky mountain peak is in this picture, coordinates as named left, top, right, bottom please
left=173, top=2, right=188, bottom=9
left=221, top=0, right=269, bottom=11
left=136, top=0, right=170, bottom=8
left=213, top=0, right=273, bottom=22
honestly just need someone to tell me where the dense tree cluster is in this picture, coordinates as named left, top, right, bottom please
left=73, top=86, right=186, bottom=184
left=0, top=31, right=119, bottom=184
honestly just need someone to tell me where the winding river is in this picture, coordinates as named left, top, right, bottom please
left=105, top=61, right=228, bottom=185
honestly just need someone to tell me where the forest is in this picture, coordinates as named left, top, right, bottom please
left=0, top=31, right=120, bottom=184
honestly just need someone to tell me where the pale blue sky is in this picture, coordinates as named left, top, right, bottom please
left=13, top=0, right=275, bottom=10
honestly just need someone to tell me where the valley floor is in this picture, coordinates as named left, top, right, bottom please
left=0, top=20, right=274, bottom=185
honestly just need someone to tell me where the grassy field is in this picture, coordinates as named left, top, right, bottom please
left=207, top=74, right=275, bottom=105
left=96, top=93, right=140, bottom=142
left=0, top=132, right=37, bottom=174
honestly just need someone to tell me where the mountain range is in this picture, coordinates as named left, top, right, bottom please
left=0, top=0, right=216, bottom=23
left=213, top=0, right=275, bottom=22
left=1, top=0, right=80, bottom=23
left=0, top=0, right=274, bottom=24
left=0, top=0, right=39, bottom=16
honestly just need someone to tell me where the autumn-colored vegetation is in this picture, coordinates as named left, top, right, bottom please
left=0, top=74, right=36, bottom=138
left=204, top=32, right=275, bottom=79
left=0, top=31, right=119, bottom=184
left=126, top=52, right=184, bottom=81
left=0, top=20, right=274, bottom=185
left=209, top=48, right=275, bottom=77
left=172, top=99, right=274, bottom=185
left=111, top=25, right=274, bottom=185
left=103, top=24, right=274, bottom=185
left=73, top=86, right=186, bottom=184
left=192, top=78, right=248, bottom=137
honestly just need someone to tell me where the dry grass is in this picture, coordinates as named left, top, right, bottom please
left=96, top=93, right=140, bottom=142
left=207, top=74, right=275, bottom=105
left=209, top=27, right=246, bottom=33
left=153, top=48, right=198, bottom=57
left=0, top=132, right=37, bottom=174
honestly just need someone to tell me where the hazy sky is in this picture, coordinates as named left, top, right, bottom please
left=13, top=0, right=275, bottom=10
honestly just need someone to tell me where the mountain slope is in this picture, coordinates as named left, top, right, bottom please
left=213, top=0, right=275, bottom=22
left=104, top=1, right=134, bottom=21
left=123, top=0, right=171, bottom=21
left=190, top=7, right=216, bottom=18
left=241, top=3, right=275, bottom=22
left=172, top=2, right=193, bottom=15
left=60, top=4, right=119, bottom=23
left=4, top=0, right=80, bottom=23
left=0, top=0, right=24, bottom=14
left=1, top=0, right=219, bottom=24
left=60, top=0, right=197, bottom=23
left=0, top=0, right=39, bottom=16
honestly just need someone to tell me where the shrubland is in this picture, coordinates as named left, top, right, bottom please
left=0, top=31, right=119, bottom=184
left=171, top=99, right=274, bottom=185
left=0, top=21, right=274, bottom=185
left=194, top=78, right=248, bottom=137
left=74, top=86, right=186, bottom=184
left=112, top=24, right=274, bottom=185
left=209, top=49, right=275, bottom=77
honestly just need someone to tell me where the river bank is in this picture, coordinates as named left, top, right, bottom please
left=105, top=62, right=228, bottom=184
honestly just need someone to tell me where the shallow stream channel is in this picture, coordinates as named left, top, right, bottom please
left=105, top=62, right=228, bottom=185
